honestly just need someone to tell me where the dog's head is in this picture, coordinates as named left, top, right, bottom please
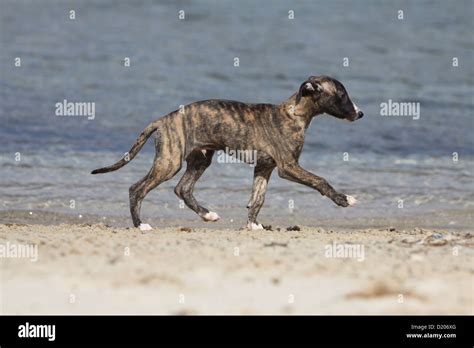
left=294, top=76, right=363, bottom=121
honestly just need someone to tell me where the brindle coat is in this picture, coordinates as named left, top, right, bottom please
left=91, top=75, right=364, bottom=230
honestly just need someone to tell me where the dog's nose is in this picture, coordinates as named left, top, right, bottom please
left=357, top=111, right=364, bottom=118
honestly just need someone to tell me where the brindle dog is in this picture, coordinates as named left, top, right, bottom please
left=92, top=75, right=364, bottom=231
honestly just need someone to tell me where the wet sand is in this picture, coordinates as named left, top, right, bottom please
left=0, top=212, right=472, bottom=314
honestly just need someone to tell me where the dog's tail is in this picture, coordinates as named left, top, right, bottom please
left=91, top=121, right=159, bottom=174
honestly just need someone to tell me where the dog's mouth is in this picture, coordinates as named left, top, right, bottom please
left=346, top=110, right=364, bottom=122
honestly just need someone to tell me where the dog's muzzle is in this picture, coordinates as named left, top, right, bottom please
left=352, top=102, right=363, bottom=120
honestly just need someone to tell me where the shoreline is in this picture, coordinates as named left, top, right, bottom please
left=1, top=208, right=473, bottom=231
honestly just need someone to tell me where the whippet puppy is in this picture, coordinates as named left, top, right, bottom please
left=91, top=75, right=364, bottom=230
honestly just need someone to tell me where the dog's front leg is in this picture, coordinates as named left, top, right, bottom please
left=277, top=164, right=356, bottom=207
left=246, top=165, right=275, bottom=230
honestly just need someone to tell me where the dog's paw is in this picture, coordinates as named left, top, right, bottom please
left=247, top=222, right=264, bottom=230
left=334, top=194, right=349, bottom=207
left=334, top=194, right=357, bottom=207
left=139, top=223, right=153, bottom=231
left=346, top=195, right=357, bottom=206
left=202, top=211, right=220, bottom=222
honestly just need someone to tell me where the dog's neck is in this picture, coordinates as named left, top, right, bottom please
left=279, top=94, right=323, bottom=127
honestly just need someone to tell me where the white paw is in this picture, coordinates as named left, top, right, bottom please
left=247, top=222, right=264, bottom=230
left=346, top=195, right=357, bottom=206
left=139, top=223, right=153, bottom=231
left=202, top=211, right=220, bottom=222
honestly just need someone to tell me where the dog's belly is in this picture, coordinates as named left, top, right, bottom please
left=195, top=146, right=274, bottom=167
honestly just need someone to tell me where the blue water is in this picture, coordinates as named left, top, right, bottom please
left=1, top=0, right=473, bottom=225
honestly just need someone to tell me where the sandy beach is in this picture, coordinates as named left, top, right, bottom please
left=1, top=212, right=472, bottom=315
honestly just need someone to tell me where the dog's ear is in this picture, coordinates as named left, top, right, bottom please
left=295, top=81, right=322, bottom=104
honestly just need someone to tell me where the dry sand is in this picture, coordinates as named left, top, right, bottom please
left=1, top=218, right=472, bottom=314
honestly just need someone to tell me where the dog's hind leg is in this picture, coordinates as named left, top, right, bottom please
left=174, top=150, right=219, bottom=221
left=129, top=136, right=183, bottom=230
left=246, top=164, right=275, bottom=230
